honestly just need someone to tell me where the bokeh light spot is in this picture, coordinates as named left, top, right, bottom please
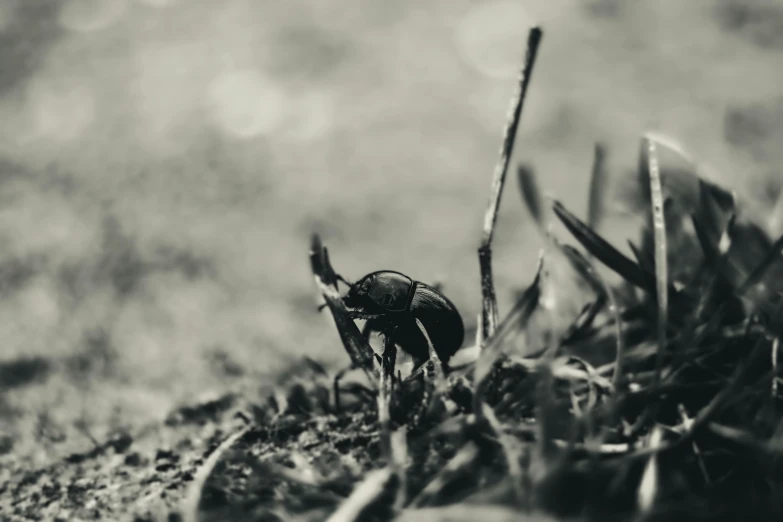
left=27, top=78, right=95, bottom=142
left=207, top=69, right=288, bottom=139
left=454, top=1, right=531, bottom=79
left=58, top=0, right=127, bottom=32
left=282, top=91, right=334, bottom=142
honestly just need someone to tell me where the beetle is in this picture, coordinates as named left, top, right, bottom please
left=338, top=270, right=465, bottom=370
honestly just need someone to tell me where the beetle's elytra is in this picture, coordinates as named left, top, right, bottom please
left=341, top=270, right=465, bottom=368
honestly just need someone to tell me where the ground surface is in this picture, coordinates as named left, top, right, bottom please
left=2, top=0, right=783, bottom=520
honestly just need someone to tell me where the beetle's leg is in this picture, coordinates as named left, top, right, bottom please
left=382, top=328, right=399, bottom=379
left=347, top=310, right=381, bottom=321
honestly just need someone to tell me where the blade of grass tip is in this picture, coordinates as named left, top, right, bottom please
left=644, top=131, right=697, bottom=165
left=587, top=142, right=608, bottom=231
left=517, top=164, right=544, bottom=228
left=479, top=27, right=543, bottom=341
left=552, top=199, right=649, bottom=290
left=310, top=235, right=377, bottom=380
left=325, top=468, right=396, bottom=522
left=642, top=136, right=669, bottom=387
left=181, top=425, right=252, bottom=522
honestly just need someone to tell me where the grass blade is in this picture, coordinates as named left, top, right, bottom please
left=479, top=27, right=544, bottom=341
left=641, top=135, right=669, bottom=386
left=587, top=143, right=608, bottom=230
left=517, top=164, right=544, bottom=227
left=552, top=199, right=649, bottom=290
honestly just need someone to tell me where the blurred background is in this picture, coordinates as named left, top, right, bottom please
left=1, top=0, right=783, bottom=466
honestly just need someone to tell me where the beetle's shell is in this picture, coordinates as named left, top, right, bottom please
left=405, top=282, right=465, bottom=363
left=344, top=270, right=465, bottom=366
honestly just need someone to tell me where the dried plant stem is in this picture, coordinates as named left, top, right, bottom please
left=479, top=27, right=543, bottom=341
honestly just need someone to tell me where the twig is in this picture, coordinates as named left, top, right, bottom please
left=310, top=234, right=376, bottom=382
left=479, top=27, right=543, bottom=341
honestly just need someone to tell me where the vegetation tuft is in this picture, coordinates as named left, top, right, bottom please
left=175, top=25, right=783, bottom=522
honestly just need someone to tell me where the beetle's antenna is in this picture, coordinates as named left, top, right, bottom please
left=479, top=27, right=543, bottom=341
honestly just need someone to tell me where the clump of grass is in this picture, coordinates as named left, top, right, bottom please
left=185, top=25, right=783, bottom=522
